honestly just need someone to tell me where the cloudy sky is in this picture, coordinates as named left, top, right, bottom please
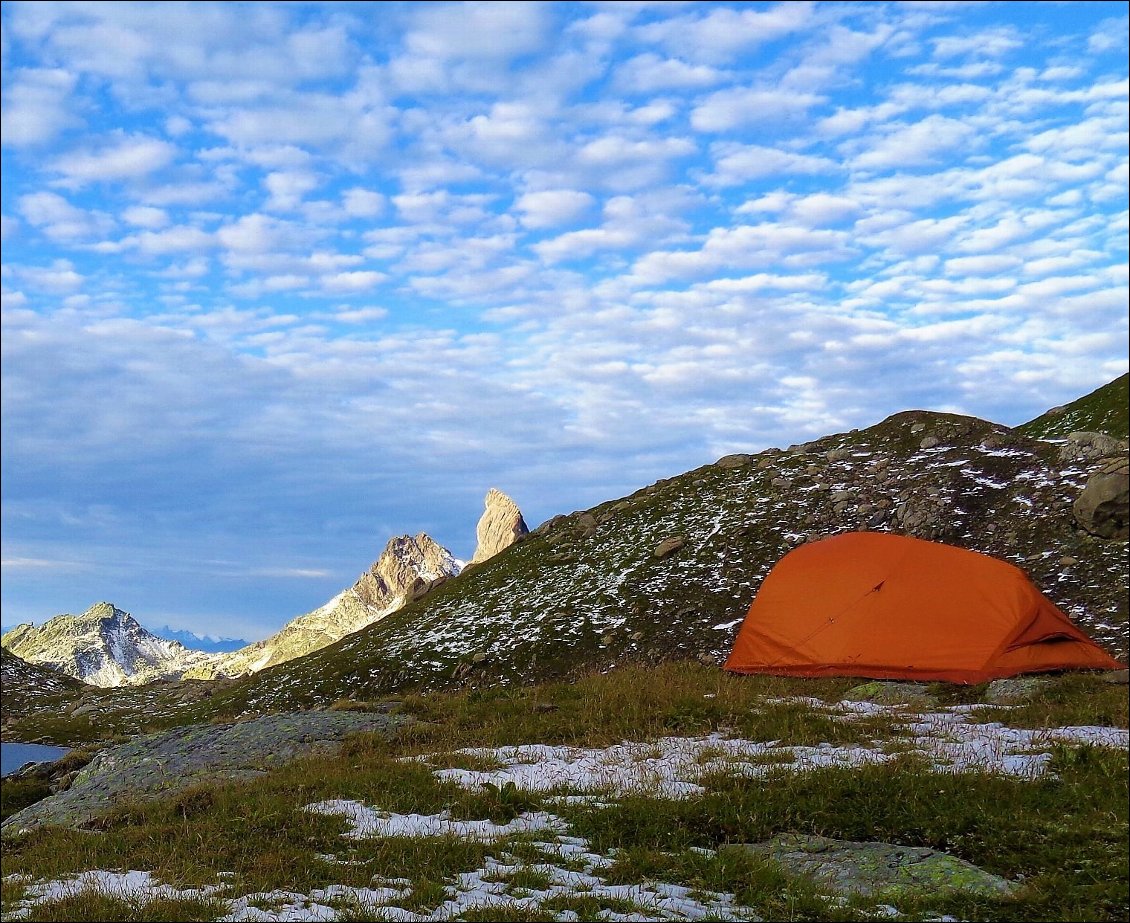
left=2, top=1, right=1127, bottom=641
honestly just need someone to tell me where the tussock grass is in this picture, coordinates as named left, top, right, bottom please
left=2, top=661, right=1126, bottom=921
left=16, top=893, right=227, bottom=922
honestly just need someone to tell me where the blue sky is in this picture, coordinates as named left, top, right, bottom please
left=2, top=1, right=1127, bottom=642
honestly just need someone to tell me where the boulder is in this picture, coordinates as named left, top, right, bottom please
left=730, top=834, right=1015, bottom=898
left=1073, top=456, right=1129, bottom=540
left=1058, top=432, right=1128, bottom=463
left=653, top=536, right=687, bottom=559
left=470, top=489, right=530, bottom=564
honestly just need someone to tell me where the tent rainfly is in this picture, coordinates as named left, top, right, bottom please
left=724, top=532, right=1123, bottom=684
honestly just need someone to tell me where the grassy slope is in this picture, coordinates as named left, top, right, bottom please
left=204, top=408, right=1125, bottom=719
left=1017, top=373, right=1129, bottom=440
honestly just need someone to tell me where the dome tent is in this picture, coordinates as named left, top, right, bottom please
left=724, top=532, right=1123, bottom=684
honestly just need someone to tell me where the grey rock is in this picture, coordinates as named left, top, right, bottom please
left=919, top=436, right=939, bottom=449
left=1073, top=455, right=1128, bottom=540
left=715, top=453, right=752, bottom=469
left=984, top=676, right=1055, bottom=704
left=2, top=711, right=406, bottom=835
left=1058, top=432, right=1128, bottom=463
left=732, top=834, right=1015, bottom=898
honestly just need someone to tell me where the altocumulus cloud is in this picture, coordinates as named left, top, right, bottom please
left=0, top=1, right=1126, bottom=638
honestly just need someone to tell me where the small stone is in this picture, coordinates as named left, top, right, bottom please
left=910, top=423, right=926, bottom=434
left=920, top=436, right=939, bottom=449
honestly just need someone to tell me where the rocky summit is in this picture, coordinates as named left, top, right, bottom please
left=188, top=532, right=462, bottom=679
left=0, top=603, right=213, bottom=688
left=470, top=488, right=530, bottom=565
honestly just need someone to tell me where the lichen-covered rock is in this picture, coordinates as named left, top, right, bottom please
left=733, top=834, right=1015, bottom=898
left=843, top=681, right=938, bottom=707
left=1073, top=455, right=1129, bottom=540
left=470, top=488, right=530, bottom=565
left=1, top=711, right=405, bottom=835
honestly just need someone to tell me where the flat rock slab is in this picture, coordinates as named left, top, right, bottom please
left=733, top=834, right=1015, bottom=898
left=2, top=710, right=404, bottom=834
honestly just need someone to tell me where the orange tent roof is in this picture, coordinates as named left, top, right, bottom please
left=724, top=532, right=1123, bottom=684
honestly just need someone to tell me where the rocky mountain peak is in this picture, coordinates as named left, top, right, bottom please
left=1, top=603, right=211, bottom=688
left=187, top=531, right=463, bottom=680
left=470, top=488, right=529, bottom=565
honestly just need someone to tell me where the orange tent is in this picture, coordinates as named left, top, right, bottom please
left=724, top=532, right=1123, bottom=684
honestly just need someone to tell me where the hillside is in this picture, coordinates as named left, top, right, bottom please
left=1018, top=373, right=1129, bottom=440
left=0, top=649, right=85, bottom=734
left=213, top=408, right=1127, bottom=716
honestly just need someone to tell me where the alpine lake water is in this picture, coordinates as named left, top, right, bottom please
left=1, top=742, right=70, bottom=777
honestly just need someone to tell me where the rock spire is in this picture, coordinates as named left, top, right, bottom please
left=470, top=488, right=529, bottom=565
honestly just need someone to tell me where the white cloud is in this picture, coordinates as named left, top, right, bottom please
left=0, top=67, right=80, bottom=147
left=1088, top=16, right=1130, bottom=54
left=264, top=170, right=320, bottom=211
left=705, top=143, right=837, bottom=185
left=515, top=190, right=595, bottom=229
left=18, top=192, right=115, bottom=241
left=638, top=2, right=817, bottom=63
left=15, top=259, right=85, bottom=293
left=931, top=28, right=1022, bottom=60
left=851, top=114, right=979, bottom=170
left=613, top=53, right=728, bottom=92
left=320, top=271, right=386, bottom=293
left=691, top=87, right=825, bottom=132
left=342, top=188, right=385, bottom=219
left=50, top=134, right=177, bottom=186
left=122, top=205, right=169, bottom=229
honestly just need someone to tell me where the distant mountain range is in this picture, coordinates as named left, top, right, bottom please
left=1, top=489, right=528, bottom=688
left=150, top=628, right=248, bottom=654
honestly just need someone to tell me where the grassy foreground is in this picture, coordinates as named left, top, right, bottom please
left=1, top=662, right=1127, bottom=922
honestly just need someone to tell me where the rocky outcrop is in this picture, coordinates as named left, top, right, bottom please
left=189, top=533, right=461, bottom=678
left=1057, top=431, right=1128, bottom=463
left=2, top=711, right=405, bottom=834
left=1, top=604, right=212, bottom=688
left=1073, top=455, right=1129, bottom=540
left=469, top=488, right=529, bottom=565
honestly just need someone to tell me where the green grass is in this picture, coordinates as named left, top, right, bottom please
left=2, top=662, right=1127, bottom=921
left=1017, top=373, right=1129, bottom=440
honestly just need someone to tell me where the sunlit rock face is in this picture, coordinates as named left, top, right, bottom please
left=188, top=532, right=462, bottom=679
left=470, top=488, right=529, bottom=565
